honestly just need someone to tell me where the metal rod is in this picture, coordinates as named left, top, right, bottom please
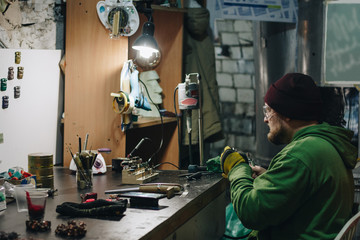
left=197, top=75, right=204, bottom=166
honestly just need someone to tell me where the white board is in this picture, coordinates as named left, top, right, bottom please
left=322, top=0, right=360, bottom=84
left=0, top=49, right=62, bottom=173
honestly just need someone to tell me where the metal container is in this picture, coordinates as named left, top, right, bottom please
left=28, top=153, right=54, bottom=189
left=15, top=51, right=21, bottom=64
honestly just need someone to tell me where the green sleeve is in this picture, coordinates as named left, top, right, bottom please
left=228, top=156, right=311, bottom=230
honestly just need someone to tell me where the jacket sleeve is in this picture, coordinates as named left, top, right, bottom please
left=228, top=155, right=311, bottom=230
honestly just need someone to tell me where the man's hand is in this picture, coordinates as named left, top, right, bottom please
left=220, top=146, right=248, bottom=178
left=250, top=165, right=267, bottom=179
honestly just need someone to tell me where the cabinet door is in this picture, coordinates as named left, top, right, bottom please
left=64, top=0, right=128, bottom=166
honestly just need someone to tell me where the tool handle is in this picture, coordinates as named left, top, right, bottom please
left=105, top=187, right=139, bottom=194
left=139, top=184, right=181, bottom=193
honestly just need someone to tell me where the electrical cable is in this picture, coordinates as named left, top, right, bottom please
left=153, top=161, right=180, bottom=170
left=139, top=79, right=164, bottom=165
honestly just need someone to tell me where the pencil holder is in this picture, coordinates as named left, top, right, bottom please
left=76, top=169, right=93, bottom=190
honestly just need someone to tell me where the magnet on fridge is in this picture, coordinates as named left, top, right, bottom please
left=2, top=96, right=9, bottom=109
left=1, top=78, right=7, bottom=91
left=17, top=67, right=23, bottom=79
left=8, top=67, right=14, bottom=80
left=15, top=51, right=21, bottom=64
left=14, top=86, right=20, bottom=98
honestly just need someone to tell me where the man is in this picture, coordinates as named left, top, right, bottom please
left=221, top=73, right=358, bottom=239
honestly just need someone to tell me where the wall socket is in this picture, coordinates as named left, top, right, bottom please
left=0, top=133, right=3, bottom=144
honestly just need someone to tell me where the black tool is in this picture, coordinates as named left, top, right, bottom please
left=105, top=183, right=182, bottom=199
left=188, top=164, right=207, bottom=173
left=127, top=137, right=151, bottom=158
left=186, top=172, right=202, bottom=181
left=118, top=192, right=166, bottom=208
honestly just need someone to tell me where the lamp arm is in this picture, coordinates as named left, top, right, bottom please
left=134, top=1, right=153, bottom=22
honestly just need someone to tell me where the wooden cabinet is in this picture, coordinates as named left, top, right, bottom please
left=128, top=7, right=185, bottom=170
left=64, top=0, right=184, bottom=170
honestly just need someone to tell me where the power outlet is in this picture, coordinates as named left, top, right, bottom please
left=0, top=133, right=3, bottom=144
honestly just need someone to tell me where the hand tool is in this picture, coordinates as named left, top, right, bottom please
left=105, top=183, right=182, bottom=199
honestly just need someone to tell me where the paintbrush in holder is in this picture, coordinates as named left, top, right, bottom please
left=69, top=148, right=97, bottom=190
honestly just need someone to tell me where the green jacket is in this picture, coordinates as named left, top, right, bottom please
left=228, top=122, right=358, bottom=239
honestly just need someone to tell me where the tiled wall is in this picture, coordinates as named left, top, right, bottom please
left=209, top=19, right=256, bottom=158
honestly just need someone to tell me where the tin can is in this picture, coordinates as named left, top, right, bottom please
left=28, top=153, right=54, bottom=189
left=2, top=96, right=9, bottom=109
left=15, top=51, right=21, bottom=64
left=14, top=86, right=20, bottom=98
left=17, top=67, right=24, bottom=79
left=8, top=67, right=14, bottom=80
left=1, top=78, right=7, bottom=91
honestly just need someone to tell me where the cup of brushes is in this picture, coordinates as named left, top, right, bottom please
left=74, top=151, right=97, bottom=190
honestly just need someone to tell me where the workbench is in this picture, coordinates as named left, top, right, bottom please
left=0, top=167, right=227, bottom=240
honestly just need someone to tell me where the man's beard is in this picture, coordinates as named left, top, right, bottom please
left=267, top=125, right=288, bottom=145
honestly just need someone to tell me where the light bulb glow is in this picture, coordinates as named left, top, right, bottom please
left=133, top=46, right=159, bottom=58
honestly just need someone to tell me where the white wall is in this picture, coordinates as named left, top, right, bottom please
left=0, top=49, right=62, bottom=173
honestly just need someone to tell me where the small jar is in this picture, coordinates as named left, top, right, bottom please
left=15, top=51, right=21, bottom=64
left=8, top=67, right=14, bottom=80
left=0, top=179, right=6, bottom=215
left=1, top=78, right=7, bottom=91
left=17, top=67, right=24, bottom=79
left=76, top=169, right=93, bottom=190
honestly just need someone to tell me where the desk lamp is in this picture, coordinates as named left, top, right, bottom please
left=131, top=3, right=161, bottom=71
left=131, top=4, right=162, bottom=117
left=132, top=21, right=161, bottom=70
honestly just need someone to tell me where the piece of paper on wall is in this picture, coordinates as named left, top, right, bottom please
left=214, top=0, right=298, bottom=23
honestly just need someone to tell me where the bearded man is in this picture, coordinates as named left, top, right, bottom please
left=220, top=73, right=358, bottom=239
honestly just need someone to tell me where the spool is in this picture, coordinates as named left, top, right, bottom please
left=28, top=153, right=54, bottom=189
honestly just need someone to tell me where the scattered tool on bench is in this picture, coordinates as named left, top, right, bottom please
left=105, top=183, right=183, bottom=199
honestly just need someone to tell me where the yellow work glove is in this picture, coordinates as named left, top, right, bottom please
left=220, top=146, right=248, bottom=178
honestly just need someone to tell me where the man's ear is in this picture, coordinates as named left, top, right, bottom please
left=284, top=117, right=291, bottom=122
left=277, top=113, right=291, bottom=122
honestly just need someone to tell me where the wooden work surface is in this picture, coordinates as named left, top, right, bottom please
left=0, top=167, right=227, bottom=240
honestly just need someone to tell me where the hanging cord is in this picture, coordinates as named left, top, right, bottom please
left=138, top=79, right=163, bottom=165
left=139, top=80, right=180, bottom=170
left=151, top=84, right=181, bottom=170
left=153, top=161, right=180, bottom=169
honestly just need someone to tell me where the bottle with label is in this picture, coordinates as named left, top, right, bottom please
left=0, top=182, right=6, bottom=215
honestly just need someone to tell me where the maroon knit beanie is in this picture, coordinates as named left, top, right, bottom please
left=264, top=73, right=323, bottom=120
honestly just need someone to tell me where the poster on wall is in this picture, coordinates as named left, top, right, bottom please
left=213, top=0, right=298, bottom=23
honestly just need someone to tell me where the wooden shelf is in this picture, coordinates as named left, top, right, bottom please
left=151, top=5, right=187, bottom=12
left=133, top=117, right=177, bottom=128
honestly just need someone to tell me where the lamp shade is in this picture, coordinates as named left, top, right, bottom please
left=132, top=21, right=161, bottom=70
left=132, top=21, right=159, bottom=56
